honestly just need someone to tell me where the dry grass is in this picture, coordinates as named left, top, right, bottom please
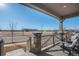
left=0, top=31, right=33, bottom=37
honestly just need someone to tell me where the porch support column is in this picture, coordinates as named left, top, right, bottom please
left=59, top=19, right=64, bottom=42
left=32, top=33, right=42, bottom=54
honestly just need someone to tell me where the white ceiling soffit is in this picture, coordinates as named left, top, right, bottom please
left=22, top=3, right=79, bottom=20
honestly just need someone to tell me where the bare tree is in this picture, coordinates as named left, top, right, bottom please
left=0, top=26, right=2, bottom=31
left=9, top=21, right=16, bottom=43
left=0, top=25, right=2, bottom=37
left=21, top=26, right=25, bottom=36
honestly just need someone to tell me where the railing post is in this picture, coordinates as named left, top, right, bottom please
left=65, top=32, right=67, bottom=41
left=53, top=34, right=55, bottom=44
left=32, top=33, right=42, bottom=54
left=0, top=39, right=5, bottom=56
left=26, top=37, right=32, bottom=51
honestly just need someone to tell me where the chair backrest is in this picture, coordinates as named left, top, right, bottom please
left=71, top=33, right=79, bottom=41
left=70, top=33, right=79, bottom=47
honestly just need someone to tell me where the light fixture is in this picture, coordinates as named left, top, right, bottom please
left=63, top=5, right=67, bottom=8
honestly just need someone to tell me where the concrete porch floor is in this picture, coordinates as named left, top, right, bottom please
left=36, top=44, right=68, bottom=56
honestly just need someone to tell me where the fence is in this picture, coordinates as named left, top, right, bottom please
left=27, top=31, right=74, bottom=52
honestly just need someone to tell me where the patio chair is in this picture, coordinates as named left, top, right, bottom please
left=61, top=33, right=79, bottom=55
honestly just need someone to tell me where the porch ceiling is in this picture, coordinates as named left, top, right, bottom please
left=22, top=3, right=79, bottom=20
